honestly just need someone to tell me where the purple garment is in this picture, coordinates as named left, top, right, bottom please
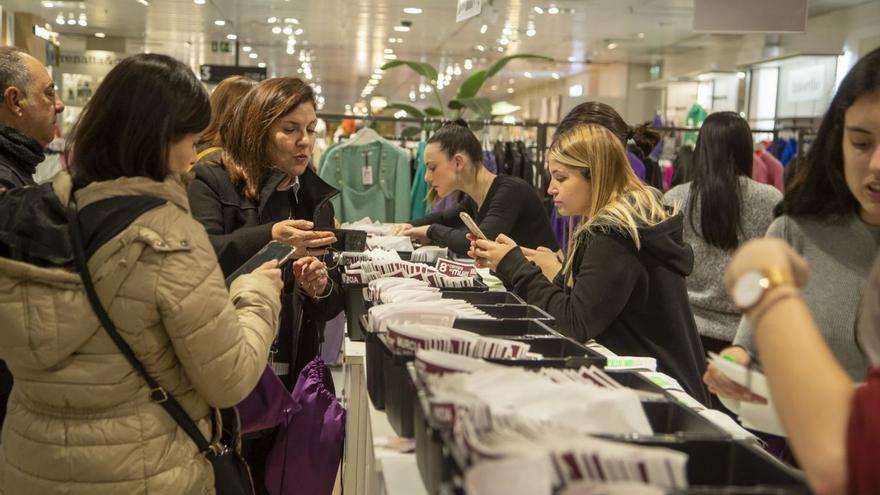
left=432, top=190, right=463, bottom=212
left=320, top=313, right=345, bottom=365
left=483, top=150, right=498, bottom=173
left=236, top=366, right=300, bottom=434
left=626, top=151, right=646, bottom=180
left=265, top=357, right=346, bottom=495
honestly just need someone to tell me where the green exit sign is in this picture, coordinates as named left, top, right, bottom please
left=211, top=41, right=232, bottom=53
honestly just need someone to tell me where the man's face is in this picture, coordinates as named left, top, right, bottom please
left=17, top=55, right=64, bottom=147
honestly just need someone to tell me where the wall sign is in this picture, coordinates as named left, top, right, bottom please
left=787, top=65, right=826, bottom=103
left=199, top=64, right=267, bottom=84
left=33, top=25, right=52, bottom=41
left=456, top=0, right=482, bottom=23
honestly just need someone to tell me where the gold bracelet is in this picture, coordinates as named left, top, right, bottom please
left=747, top=287, right=801, bottom=328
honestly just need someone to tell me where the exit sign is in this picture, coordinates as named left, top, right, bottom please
left=211, top=40, right=232, bottom=53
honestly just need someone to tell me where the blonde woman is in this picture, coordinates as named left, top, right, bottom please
left=470, top=124, right=708, bottom=403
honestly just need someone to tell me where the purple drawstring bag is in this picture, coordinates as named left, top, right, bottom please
left=236, top=365, right=301, bottom=434
left=265, top=357, right=346, bottom=495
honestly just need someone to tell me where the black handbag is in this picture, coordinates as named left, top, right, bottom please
left=66, top=199, right=255, bottom=495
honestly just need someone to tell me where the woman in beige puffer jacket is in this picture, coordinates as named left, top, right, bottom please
left=0, top=54, right=283, bottom=494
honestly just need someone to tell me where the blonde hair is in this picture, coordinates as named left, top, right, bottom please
left=550, top=124, right=674, bottom=284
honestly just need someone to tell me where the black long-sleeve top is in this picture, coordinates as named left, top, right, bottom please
left=412, top=175, right=559, bottom=256
left=495, top=213, right=709, bottom=404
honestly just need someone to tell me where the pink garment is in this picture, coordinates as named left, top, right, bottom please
left=754, top=151, right=784, bottom=193
left=752, top=154, right=770, bottom=186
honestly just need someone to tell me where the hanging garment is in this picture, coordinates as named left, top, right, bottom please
left=682, top=104, right=707, bottom=146
left=319, top=139, right=411, bottom=223
left=494, top=141, right=509, bottom=175
left=505, top=141, right=524, bottom=179
left=781, top=138, right=798, bottom=166
left=517, top=141, right=534, bottom=188
left=483, top=149, right=498, bottom=174
left=754, top=150, right=784, bottom=193
left=625, top=151, right=647, bottom=181
left=410, top=141, right=429, bottom=220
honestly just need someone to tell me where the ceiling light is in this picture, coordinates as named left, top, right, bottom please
left=56, top=15, right=64, bottom=25
left=490, top=85, right=498, bottom=91
left=226, top=33, right=237, bottom=40
left=136, top=0, right=149, bottom=5
left=547, top=6, right=559, bottom=14
left=295, top=28, right=303, bottom=35
left=499, top=37, right=509, bottom=45
left=534, top=6, right=544, bottom=14
left=497, top=46, right=505, bottom=52
left=464, top=59, right=473, bottom=70
left=607, top=42, right=618, bottom=49
left=249, top=53, right=258, bottom=59
left=214, top=19, right=226, bottom=26
left=194, top=0, right=205, bottom=4
left=552, top=72, right=560, bottom=79
left=282, top=26, right=293, bottom=35
left=42, top=1, right=54, bottom=6
left=394, top=110, right=408, bottom=119
left=388, top=37, right=396, bottom=43
left=480, top=24, right=488, bottom=34
left=524, top=72, right=533, bottom=78
left=384, top=48, right=393, bottom=54
left=394, top=25, right=410, bottom=32
left=507, top=88, right=515, bottom=94
left=403, top=7, right=423, bottom=14
left=396, top=38, right=404, bottom=43
left=502, top=27, right=513, bottom=36
left=526, top=28, right=536, bottom=37
left=242, top=45, right=252, bottom=52
left=67, top=19, right=77, bottom=25
left=475, top=45, right=485, bottom=52
left=258, top=62, right=266, bottom=68
left=267, top=16, right=278, bottom=23
left=638, top=32, right=645, bottom=39
left=286, top=47, right=295, bottom=55
left=737, top=72, right=747, bottom=79
left=567, top=56, right=578, bottom=62
left=95, top=32, right=106, bottom=38
left=272, top=26, right=282, bottom=34
left=569, top=83, right=583, bottom=97
left=78, top=19, right=87, bottom=26
left=508, top=78, right=515, bottom=84
left=284, top=18, right=299, bottom=24
left=383, top=54, right=398, bottom=60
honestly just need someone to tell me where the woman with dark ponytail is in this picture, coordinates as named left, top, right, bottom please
left=664, top=112, right=781, bottom=354
left=393, top=119, right=559, bottom=258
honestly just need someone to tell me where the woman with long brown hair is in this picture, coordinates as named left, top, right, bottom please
left=192, top=75, right=258, bottom=169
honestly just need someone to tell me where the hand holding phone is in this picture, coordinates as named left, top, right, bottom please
left=459, top=212, right=487, bottom=240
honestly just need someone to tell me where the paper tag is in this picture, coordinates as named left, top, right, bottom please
left=435, top=258, right=478, bottom=278
left=362, top=163, right=374, bottom=185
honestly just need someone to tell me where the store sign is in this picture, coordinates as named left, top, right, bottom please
left=199, top=64, right=267, bottom=84
left=787, top=65, right=825, bottom=102
left=456, top=0, right=482, bottom=23
left=435, top=258, right=477, bottom=278
left=60, top=52, right=124, bottom=67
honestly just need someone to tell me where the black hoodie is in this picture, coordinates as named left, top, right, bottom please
left=496, top=212, right=709, bottom=404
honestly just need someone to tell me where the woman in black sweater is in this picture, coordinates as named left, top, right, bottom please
left=393, top=120, right=559, bottom=256
left=471, top=123, right=709, bottom=404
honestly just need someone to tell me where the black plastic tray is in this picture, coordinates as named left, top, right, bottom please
left=469, top=303, right=554, bottom=322
left=440, top=290, right=525, bottom=305
left=451, top=318, right=555, bottom=337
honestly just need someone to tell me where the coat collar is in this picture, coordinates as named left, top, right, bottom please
left=62, top=172, right=191, bottom=213
left=257, top=166, right=338, bottom=216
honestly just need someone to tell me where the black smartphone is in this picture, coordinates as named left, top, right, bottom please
left=321, top=228, right=368, bottom=252
left=225, top=241, right=296, bottom=287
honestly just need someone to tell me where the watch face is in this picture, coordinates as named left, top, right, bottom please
left=733, top=271, right=765, bottom=309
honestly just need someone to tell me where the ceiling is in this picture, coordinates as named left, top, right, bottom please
left=3, top=0, right=871, bottom=113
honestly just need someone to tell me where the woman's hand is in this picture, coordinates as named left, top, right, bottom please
left=703, top=346, right=768, bottom=404
left=520, top=246, right=563, bottom=281
left=253, top=260, right=283, bottom=291
left=401, top=225, right=431, bottom=244
left=272, top=219, right=337, bottom=257
left=468, top=233, right=517, bottom=271
left=293, top=256, right=330, bottom=298
left=389, top=223, right=413, bottom=236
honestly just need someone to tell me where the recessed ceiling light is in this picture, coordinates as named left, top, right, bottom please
left=638, top=32, right=645, bottom=39
left=295, top=28, right=303, bottom=35
left=388, top=37, right=396, bottom=43
left=499, top=37, right=509, bottom=45
left=282, top=26, right=293, bottom=35
left=193, top=0, right=205, bottom=4
left=249, top=52, right=258, bottom=59
left=383, top=48, right=393, bottom=54
left=497, top=46, right=505, bottom=52
left=242, top=45, right=252, bottom=52
left=490, top=85, right=498, bottom=91
left=403, top=7, right=422, bottom=14
left=227, top=33, right=237, bottom=40
left=267, top=16, right=277, bottom=23
left=526, top=28, right=536, bottom=37
left=480, top=24, right=488, bottom=34
left=502, top=27, right=512, bottom=36
left=384, top=54, right=398, bottom=60
left=551, top=72, right=560, bottom=79
left=78, top=19, right=87, bottom=26
left=42, top=1, right=54, bottom=7
left=507, top=88, right=515, bottom=94
left=258, top=62, right=266, bottom=68
left=547, top=6, right=559, bottom=14
left=56, top=15, right=64, bottom=25
left=136, top=0, right=149, bottom=6
left=396, top=38, right=404, bottom=43
left=393, top=25, right=410, bottom=32
left=94, top=32, right=106, bottom=38
left=533, top=6, right=544, bottom=14
left=214, top=19, right=226, bottom=26
left=567, top=56, right=578, bottom=62
left=474, top=45, right=485, bottom=52
left=272, top=26, right=282, bottom=34
left=524, top=72, right=533, bottom=78
left=66, top=19, right=77, bottom=25
left=607, top=42, right=618, bottom=49
left=284, top=18, right=299, bottom=24
left=508, top=78, right=515, bottom=84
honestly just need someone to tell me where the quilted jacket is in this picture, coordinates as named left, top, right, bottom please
left=0, top=172, right=281, bottom=494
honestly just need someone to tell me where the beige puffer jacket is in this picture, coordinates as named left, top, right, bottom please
left=0, top=173, right=281, bottom=494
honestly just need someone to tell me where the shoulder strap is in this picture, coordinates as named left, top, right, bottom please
left=196, top=146, right=222, bottom=163
left=78, top=195, right=167, bottom=260
left=65, top=201, right=214, bottom=455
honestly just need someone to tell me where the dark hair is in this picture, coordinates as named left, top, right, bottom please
left=0, top=47, right=30, bottom=96
left=689, top=112, right=754, bottom=250
left=222, top=77, right=315, bottom=199
left=69, top=54, right=210, bottom=186
left=782, top=46, right=880, bottom=218
left=427, top=119, right=483, bottom=166
left=554, top=101, right=659, bottom=160
left=670, top=145, right=695, bottom=188
left=200, top=75, right=257, bottom=147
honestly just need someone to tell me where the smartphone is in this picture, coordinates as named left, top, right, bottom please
left=322, top=228, right=368, bottom=252
left=459, top=212, right=487, bottom=240
left=225, top=241, right=296, bottom=287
